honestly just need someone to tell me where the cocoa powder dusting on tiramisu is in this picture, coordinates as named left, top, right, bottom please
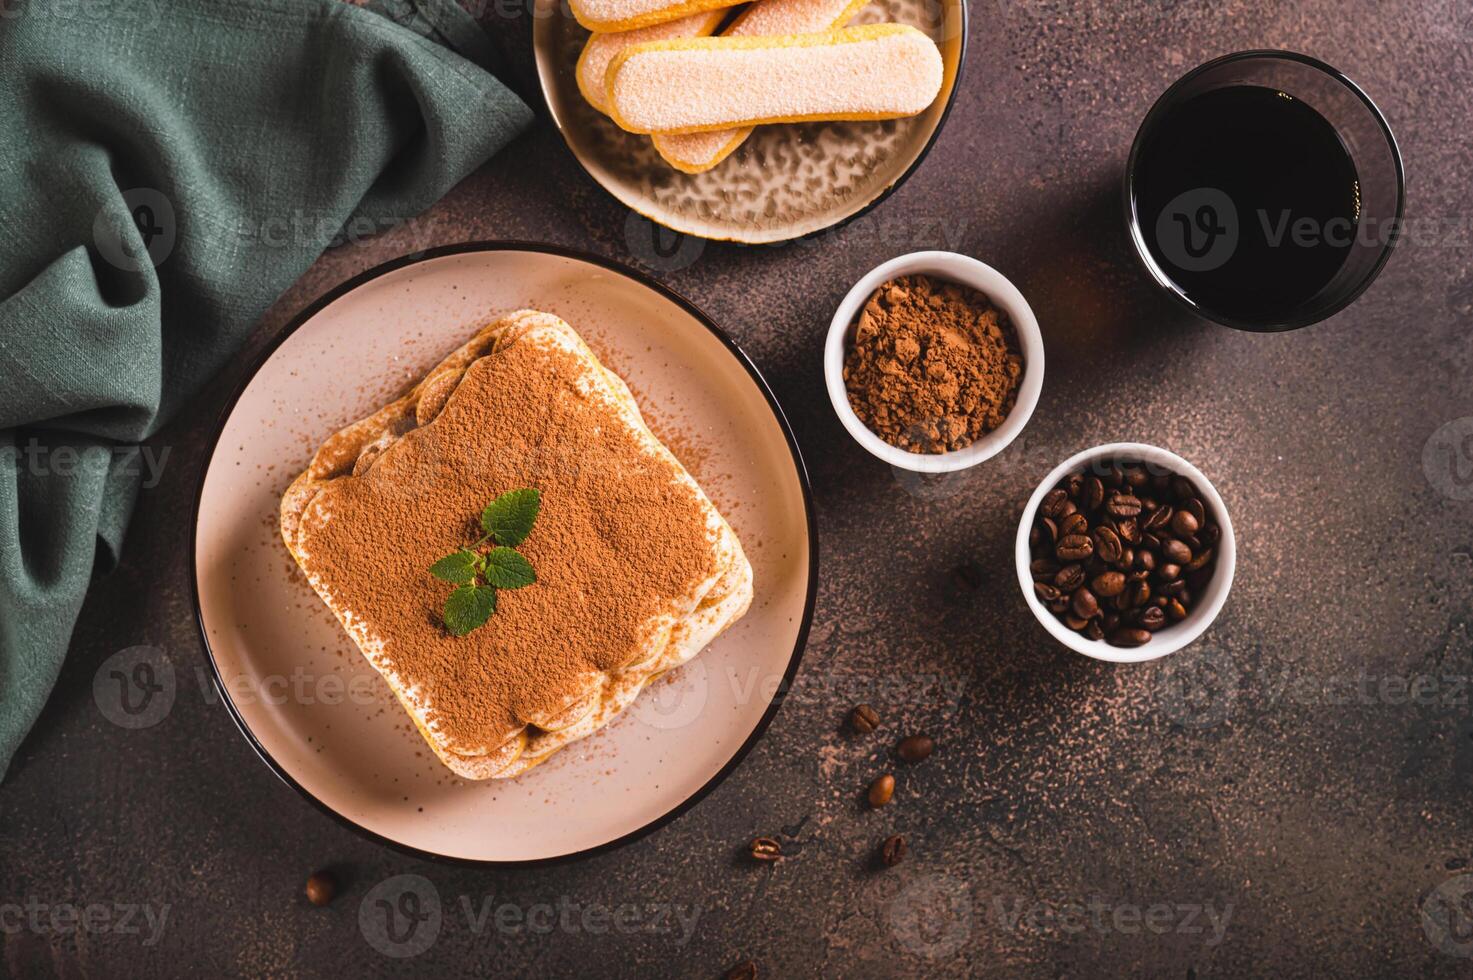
left=296, top=335, right=722, bottom=752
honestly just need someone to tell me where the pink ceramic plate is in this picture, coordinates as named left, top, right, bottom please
left=192, top=243, right=815, bottom=864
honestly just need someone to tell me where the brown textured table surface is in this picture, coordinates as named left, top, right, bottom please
left=4, top=1, right=1473, bottom=977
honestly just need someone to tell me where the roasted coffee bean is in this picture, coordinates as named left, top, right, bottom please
left=1071, top=588, right=1100, bottom=619
left=725, top=962, right=758, bottom=980
left=1064, top=473, right=1083, bottom=499
left=1184, top=497, right=1206, bottom=525
left=1138, top=606, right=1167, bottom=631
left=1160, top=578, right=1187, bottom=597
left=1108, top=628, right=1152, bottom=648
left=1106, top=493, right=1143, bottom=518
left=1144, top=505, right=1173, bottom=532
left=1182, top=534, right=1202, bottom=552
left=1117, top=519, right=1141, bottom=544
left=1054, top=564, right=1086, bottom=592
left=1136, top=549, right=1156, bottom=572
left=1166, top=598, right=1188, bottom=621
left=1049, top=600, right=1069, bottom=615
left=1152, top=472, right=1172, bottom=496
left=1031, top=558, right=1060, bottom=580
left=750, top=837, right=783, bottom=861
left=1056, top=534, right=1093, bottom=561
left=1198, top=523, right=1220, bottom=548
left=1086, top=476, right=1105, bottom=511
left=1042, top=488, right=1069, bottom=518
left=850, top=704, right=880, bottom=734
left=306, top=871, right=336, bottom=907
left=868, top=774, right=895, bottom=808
left=1171, top=476, right=1195, bottom=500
left=1084, top=619, right=1105, bottom=641
left=1058, top=499, right=1078, bottom=519
left=1155, top=562, right=1181, bottom=582
left=1034, top=582, right=1062, bottom=602
left=1041, top=517, right=1059, bottom=543
left=1092, top=571, right=1126, bottom=598
left=1186, top=547, right=1214, bottom=572
left=880, top=835, right=907, bottom=867
left=897, top=734, right=934, bottom=762
left=1103, top=613, right=1122, bottom=632
left=1059, top=511, right=1088, bottom=539
left=1092, top=526, right=1123, bottom=563
left=1141, top=531, right=1161, bottom=551
left=1162, top=538, right=1192, bottom=564
left=1126, top=580, right=1151, bottom=608
left=1170, top=509, right=1199, bottom=537
left=1141, top=497, right=1158, bottom=513
left=1128, top=569, right=1149, bottom=581
left=1123, top=465, right=1149, bottom=488
left=1064, top=615, right=1089, bottom=630
left=1119, top=547, right=1135, bottom=570
left=1029, top=526, right=1042, bottom=549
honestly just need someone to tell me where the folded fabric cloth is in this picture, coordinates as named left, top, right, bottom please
left=0, top=0, right=533, bottom=779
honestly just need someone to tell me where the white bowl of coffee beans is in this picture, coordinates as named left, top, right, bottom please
left=1015, top=443, right=1235, bottom=662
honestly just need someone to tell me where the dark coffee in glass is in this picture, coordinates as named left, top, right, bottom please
left=1125, top=52, right=1404, bottom=332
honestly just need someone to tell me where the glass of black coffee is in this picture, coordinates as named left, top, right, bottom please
left=1125, top=51, right=1404, bottom=332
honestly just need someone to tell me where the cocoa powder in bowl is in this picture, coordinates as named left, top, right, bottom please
left=841, top=274, right=1024, bottom=454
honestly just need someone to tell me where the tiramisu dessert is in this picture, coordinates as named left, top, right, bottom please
left=280, top=310, right=752, bottom=779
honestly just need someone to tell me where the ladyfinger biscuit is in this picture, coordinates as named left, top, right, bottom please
left=577, top=10, right=727, bottom=116
left=569, top=0, right=742, bottom=34
left=606, top=25, right=944, bottom=136
left=651, top=0, right=870, bottom=173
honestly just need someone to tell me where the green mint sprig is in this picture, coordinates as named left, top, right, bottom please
left=431, top=488, right=540, bottom=636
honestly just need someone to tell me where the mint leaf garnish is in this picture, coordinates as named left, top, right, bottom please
left=443, top=584, right=496, bottom=637
left=481, top=488, right=541, bottom=546
left=434, top=489, right=541, bottom=636
left=483, top=547, right=536, bottom=589
left=429, top=550, right=479, bottom=584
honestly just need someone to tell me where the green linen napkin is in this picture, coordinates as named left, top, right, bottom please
left=0, top=0, right=533, bottom=778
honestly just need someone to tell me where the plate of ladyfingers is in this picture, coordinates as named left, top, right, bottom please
left=193, top=243, right=816, bottom=863
left=534, top=0, right=966, bottom=243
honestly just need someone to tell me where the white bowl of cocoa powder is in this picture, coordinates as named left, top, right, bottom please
left=825, top=251, right=1044, bottom=473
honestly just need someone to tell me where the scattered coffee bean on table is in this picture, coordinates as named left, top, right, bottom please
left=749, top=837, right=783, bottom=862
left=868, top=774, right=896, bottom=808
left=1028, top=460, right=1220, bottom=647
left=896, top=734, right=934, bottom=762
left=305, top=870, right=336, bottom=907
left=879, top=835, right=907, bottom=867
left=849, top=703, right=880, bottom=734
left=724, top=961, right=758, bottom=980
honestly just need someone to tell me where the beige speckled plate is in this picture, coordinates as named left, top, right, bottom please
left=192, top=243, right=815, bottom=864
left=533, top=0, right=966, bottom=243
